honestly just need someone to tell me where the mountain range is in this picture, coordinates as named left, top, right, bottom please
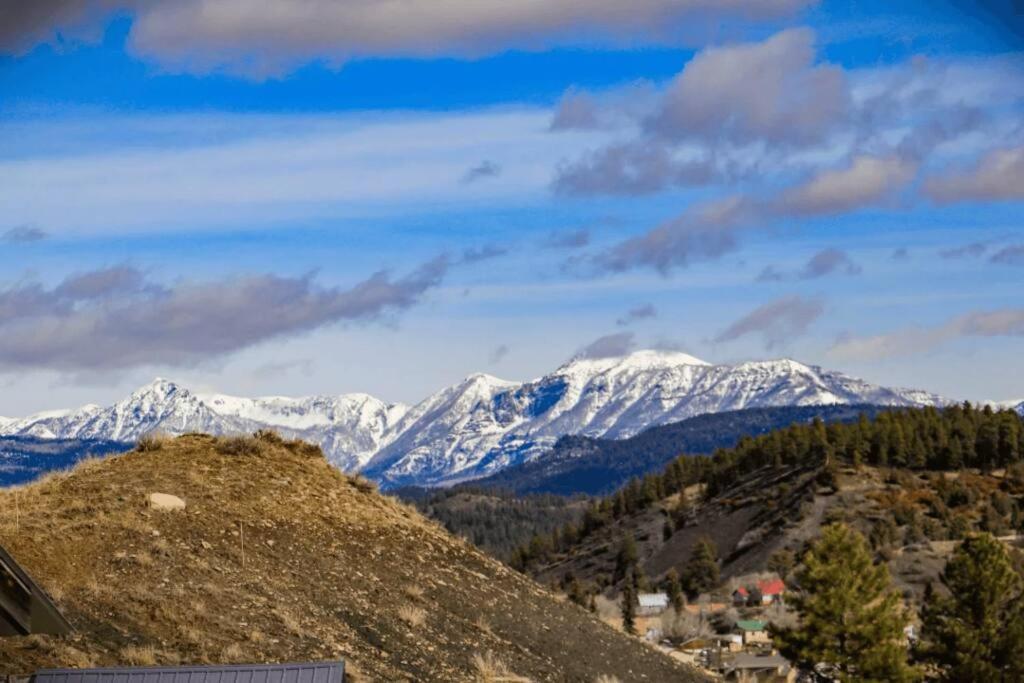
left=0, top=350, right=960, bottom=487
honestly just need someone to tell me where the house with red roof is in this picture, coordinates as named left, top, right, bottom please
left=732, top=577, right=786, bottom=606
left=756, top=578, right=785, bottom=605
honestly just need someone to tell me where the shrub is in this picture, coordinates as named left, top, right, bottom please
left=216, top=434, right=265, bottom=457
left=136, top=432, right=169, bottom=452
left=350, top=474, right=378, bottom=493
left=398, top=604, right=426, bottom=628
left=120, top=644, right=157, bottom=666
left=471, top=651, right=530, bottom=682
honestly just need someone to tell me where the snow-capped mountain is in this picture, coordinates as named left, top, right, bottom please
left=199, top=391, right=407, bottom=470
left=987, top=398, right=1024, bottom=416
left=0, top=378, right=407, bottom=472
left=0, top=350, right=951, bottom=486
left=361, top=351, right=947, bottom=487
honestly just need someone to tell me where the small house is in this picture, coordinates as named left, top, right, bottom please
left=755, top=578, right=785, bottom=605
left=733, top=578, right=785, bottom=606
left=637, top=592, right=669, bottom=616
left=735, top=619, right=771, bottom=646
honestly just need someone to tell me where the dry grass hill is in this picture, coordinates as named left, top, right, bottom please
left=0, top=432, right=705, bottom=682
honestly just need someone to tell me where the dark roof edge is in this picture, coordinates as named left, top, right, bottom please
left=33, top=662, right=345, bottom=675
left=0, top=544, right=72, bottom=635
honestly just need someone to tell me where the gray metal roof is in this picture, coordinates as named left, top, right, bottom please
left=32, top=662, right=345, bottom=683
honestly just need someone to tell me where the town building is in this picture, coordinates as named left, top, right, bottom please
left=735, top=619, right=771, bottom=646
left=636, top=592, right=669, bottom=616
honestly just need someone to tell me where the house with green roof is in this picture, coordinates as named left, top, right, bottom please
left=735, top=619, right=770, bottom=646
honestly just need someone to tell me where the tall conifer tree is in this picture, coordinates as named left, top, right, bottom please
left=777, top=524, right=917, bottom=682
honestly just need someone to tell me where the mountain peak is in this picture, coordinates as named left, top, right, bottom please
left=462, top=372, right=516, bottom=386
left=133, top=377, right=184, bottom=397
left=560, top=348, right=709, bottom=374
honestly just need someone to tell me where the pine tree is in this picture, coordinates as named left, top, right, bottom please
left=567, top=577, right=588, bottom=608
left=681, top=537, right=719, bottom=597
left=922, top=533, right=1024, bottom=682
left=621, top=579, right=637, bottom=635
left=777, top=523, right=917, bottom=682
left=613, top=535, right=638, bottom=583
left=666, top=568, right=685, bottom=613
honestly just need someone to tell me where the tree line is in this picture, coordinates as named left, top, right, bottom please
left=512, top=403, right=1023, bottom=571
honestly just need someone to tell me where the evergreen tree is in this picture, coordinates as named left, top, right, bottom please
left=567, top=577, right=588, bottom=608
left=621, top=580, right=637, bottom=635
left=681, top=537, right=719, bottom=597
left=665, top=568, right=685, bottom=613
left=777, top=523, right=917, bottom=682
left=767, top=548, right=796, bottom=578
left=922, top=533, right=1024, bottom=682
left=613, top=535, right=638, bottom=583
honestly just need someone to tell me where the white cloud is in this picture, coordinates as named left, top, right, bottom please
left=2, top=0, right=813, bottom=77
left=715, top=295, right=824, bottom=348
left=830, top=308, right=1024, bottom=360
left=924, top=145, right=1024, bottom=204
left=0, top=258, right=449, bottom=371
left=774, top=155, right=917, bottom=216
left=648, top=28, right=848, bottom=147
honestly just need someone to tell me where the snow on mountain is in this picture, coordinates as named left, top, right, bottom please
left=986, top=398, right=1024, bottom=415
left=361, top=350, right=948, bottom=487
left=199, top=391, right=407, bottom=470
left=0, top=350, right=950, bottom=487
left=0, top=379, right=406, bottom=472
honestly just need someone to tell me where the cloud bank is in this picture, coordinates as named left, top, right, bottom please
left=1, top=0, right=811, bottom=76
left=0, top=258, right=448, bottom=371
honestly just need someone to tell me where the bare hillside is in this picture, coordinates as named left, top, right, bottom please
left=0, top=432, right=705, bottom=682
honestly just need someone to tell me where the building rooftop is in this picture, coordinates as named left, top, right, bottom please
left=735, top=619, right=768, bottom=632
left=638, top=593, right=669, bottom=609
left=31, top=662, right=345, bottom=683
left=756, top=578, right=785, bottom=595
left=726, top=653, right=790, bottom=671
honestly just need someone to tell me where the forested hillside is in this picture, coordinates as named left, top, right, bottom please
left=468, top=404, right=890, bottom=496
left=0, top=436, right=130, bottom=486
left=514, top=404, right=1024, bottom=595
left=399, top=486, right=590, bottom=559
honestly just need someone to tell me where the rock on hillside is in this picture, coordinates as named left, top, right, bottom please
left=0, top=433, right=705, bottom=683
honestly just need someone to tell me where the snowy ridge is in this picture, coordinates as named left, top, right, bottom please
left=0, top=378, right=407, bottom=472
left=362, top=351, right=948, bottom=486
left=986, top=398, right=1024, bottom=416
left=0, top=350, right=952, bottom=486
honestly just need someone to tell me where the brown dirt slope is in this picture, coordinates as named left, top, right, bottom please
left=0, top=433, right=705, bottom=683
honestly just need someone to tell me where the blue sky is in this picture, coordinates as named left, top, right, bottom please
left=0, top=0, right=1022, bottom=414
